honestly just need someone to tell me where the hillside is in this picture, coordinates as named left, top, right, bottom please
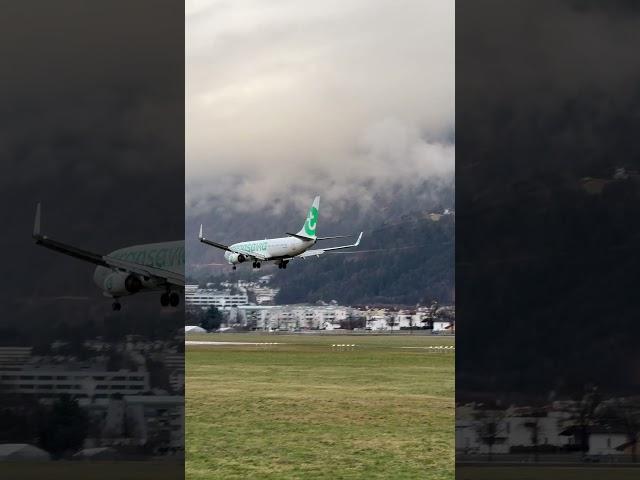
left=191, top=210, right=454, bottom=307
left=273, top=213, right=454, bottom=306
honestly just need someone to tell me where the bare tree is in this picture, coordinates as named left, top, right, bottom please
left=524, top=418, right=541, bottom=463
left=570, top=386, right=601, bottom=459
left=474, top=409, right=507, bottom=462
left=597, top=398, right=640, bottom=462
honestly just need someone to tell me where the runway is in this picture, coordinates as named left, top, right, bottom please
left=185, top=341, right=281, bottom=346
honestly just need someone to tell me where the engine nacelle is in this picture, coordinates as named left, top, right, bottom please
left=228, top=253, right=247, bottom=264
left=103, top=273, right=143, bottom=295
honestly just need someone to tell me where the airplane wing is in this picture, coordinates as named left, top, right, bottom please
left=231, top=249, right=268, bottom=261
left=198, top=224, right=232, bottom=251
left=199, top=224, right=268, bottom=261
left=287, top=232, right=363, bottom=260
left=33, top=203, right=184, bottom=288
left=105, top=256, right=185, bottom=287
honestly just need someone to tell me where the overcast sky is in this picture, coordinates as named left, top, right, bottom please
left=186, top=0, right=454, bottom=216
left=0, top=1, right=183, bottom=299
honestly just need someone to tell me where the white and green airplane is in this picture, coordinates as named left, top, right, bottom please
left=32, top=203, right=185, bottom=311
left=199, top=196, right=362, bottom=270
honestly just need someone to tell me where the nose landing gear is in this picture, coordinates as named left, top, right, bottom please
left=112, top=300, right=122, bottom=311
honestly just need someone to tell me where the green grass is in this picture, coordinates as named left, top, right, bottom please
left=186, top=333, right=454, bottom=480
left=457, top=466, right=640, bottom=480
left=186, top=332, right=454, bottom=348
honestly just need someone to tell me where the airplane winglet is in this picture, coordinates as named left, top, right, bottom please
left=355, top=232, right=363, bottom=247
left=33, top=202, right=42, bottom=239
left=198, top=224, right=204, bottom=241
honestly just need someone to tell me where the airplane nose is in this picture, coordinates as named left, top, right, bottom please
left=92, top=266, right=105, bottom=289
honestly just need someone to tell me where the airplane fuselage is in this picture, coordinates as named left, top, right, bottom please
left=93, top=241, right=184, bottom=297
left=224, top=236, right=315, bottom=265
left=199, top=196, right=362, bottom=271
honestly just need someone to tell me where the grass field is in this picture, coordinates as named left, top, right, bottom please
left=186, top=333, right=454, bottom=479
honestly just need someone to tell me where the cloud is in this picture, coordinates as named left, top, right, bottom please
left=186, top=0, right=454, bottom=215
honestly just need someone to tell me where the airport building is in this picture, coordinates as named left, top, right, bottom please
left=0, top=346, right=32, bottom=370
left=0, top=368, right=150, bottom=400
left=234, top=304, right=353, bottom=330
left=185, top=284, right=249, bottom=310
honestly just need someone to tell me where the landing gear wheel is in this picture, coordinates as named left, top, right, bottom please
left=256, top=262, right=261, bottom=269
left=112, top=301, right=121, bottom=311
left=232, top=266, right=237, bottom=270
left=160, top=292, right=170, bottom=307
left=169, top=292, right=180, bottom=307
left=282, top=261, right=288, bottom=269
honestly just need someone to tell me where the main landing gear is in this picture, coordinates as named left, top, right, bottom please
left=252, top=261, right=261, bottom=269
left=278, top=260, right=289, bottom=269
left=161, top=291, right=180, bottom=307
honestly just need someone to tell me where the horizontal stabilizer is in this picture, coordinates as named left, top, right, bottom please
left=316, top=234, right=353, bottom=241
left=286, top=232, right=315, bottom=241
left=283, top=232, right=363, bottom=262
left=319, top=232, right=363, bottom=252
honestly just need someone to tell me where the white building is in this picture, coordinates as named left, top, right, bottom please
left=86, top=395, right=184, bottom=453
left=185, top=286, right=249, bottom=310
left=433, top=321, right=453, bottom=333
left=0, top=444, right=50, bottom=461
left=253, top=286, right=280, bottom=304
left=503, top=411, right=571, bottom=449
left=0, top=347, right=32, bottom=369
left=184, top=325, right=206, bottom=333
left=588, top=428, right=628, bottom=456
left=235, top=304, right=353, bottom=330
left=456, top=404, right=578, bottom=456
left=0, top=369, right=149, bottom=400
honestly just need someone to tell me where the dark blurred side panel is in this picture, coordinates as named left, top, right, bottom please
left=457, top=0, right=640, bottom=477
left=0, top=1, right=184, bottom=478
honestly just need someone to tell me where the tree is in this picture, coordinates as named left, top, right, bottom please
left=38, top=395, right=89, bottom=458
left=524, top=418, right=541, bottom=463
left=200, top=306, right=224, bottom=331
left=474, top=409, right=507, bottom=462
left=339, top=315, right=365, bottom=330
left=597, top=398, right=640, bottom=462
left=568, top=386, right=602, bottom=459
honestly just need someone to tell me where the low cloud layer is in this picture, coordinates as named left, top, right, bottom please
left=186, top=0, right=454, bottom=216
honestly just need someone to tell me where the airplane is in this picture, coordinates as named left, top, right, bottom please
left=32, top=203, right=185, bottom=311
left=198, top=196, right=363, bottom=270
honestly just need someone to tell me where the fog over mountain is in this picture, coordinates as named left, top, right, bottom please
left=186, top=0, right=454, bottom=218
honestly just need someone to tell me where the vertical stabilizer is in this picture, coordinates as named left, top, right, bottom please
left=296, top=196, right=320, bottom=240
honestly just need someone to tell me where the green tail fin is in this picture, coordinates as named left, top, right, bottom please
left=296, top=196, right=320, bottom=239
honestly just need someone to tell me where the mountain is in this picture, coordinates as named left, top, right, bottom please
left=272, top=212, right=454, bottom=306
left=186, top=183, right=454, bottom=306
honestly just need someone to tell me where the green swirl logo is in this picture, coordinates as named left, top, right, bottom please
left=304, top=206, right=318, bottom=236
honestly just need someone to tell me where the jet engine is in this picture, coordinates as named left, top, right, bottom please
left=103, top=273, right=143, bottom=294
left=228, top=253, right=247, bottom=264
